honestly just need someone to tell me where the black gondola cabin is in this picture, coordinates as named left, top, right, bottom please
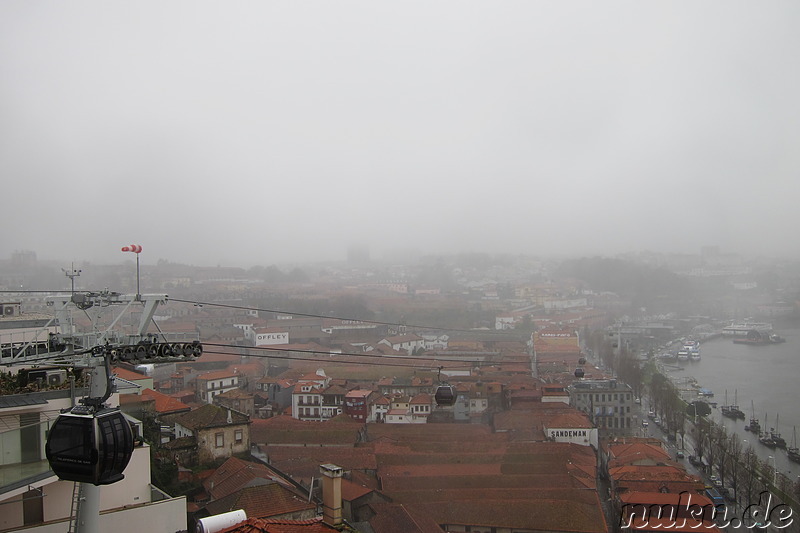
left=434, top=384, right=456, bottom=406
left=45, top=405, right=134, bottom=486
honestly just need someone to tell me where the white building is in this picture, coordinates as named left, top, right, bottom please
left=195, top=370, right=240, bottom=403
left=384, top=395, right=432, bottom=424
left=421, top=334, right=449, bottom=351
left=378, top=334, right=425, bottom=355
left=544, top=413, right=598, bottom=448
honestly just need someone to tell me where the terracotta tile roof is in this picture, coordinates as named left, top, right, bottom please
left=367, top=503, right=445, bottom=533
left=402, top=497, right=607, bottom=532
left=175, top=403, right=250, bottom=432
left=203, top=483, right=315, bottom=519
left=619, top=490, right=714, bottom=507
left=322, top=384, right=348, bottom=396
left=546, top=412, right=593, bottom=429
left=344, top=389, right=373, bottom=399
left=409, top=393, right=432, bottom=404
left=367, top=422, right=496, bottom=443
left=250, top=416, right=361, bottom=446
left=340, top=477, right=374, bottom=502
left=218, top=517, right=337, bottom=533
left=197, top=369, right=240, bottom=381
left=608, top=443, right=671, bottom=467
left=216, top=388, right=255, bottom=400
left=141, top=388, right=191, bottom=414
left=264, top=445, right=377, bottom=484
left=204, top=456, right=280, bottom=500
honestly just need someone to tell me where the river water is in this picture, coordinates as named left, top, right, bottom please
left=661, top=317, right=800, bottom=480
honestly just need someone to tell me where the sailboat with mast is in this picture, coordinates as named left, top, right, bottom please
left=788, top=427, right=800, bottom=463
left=745, top=400, right=760, bottom=433
left=772, top=413, right=787, bottom=448
left=721, top=389, right=745, bottom=420
left=759, top=412, right=776, bottom=447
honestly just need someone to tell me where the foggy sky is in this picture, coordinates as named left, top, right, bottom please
left=2, top=2, right=799, bottom=267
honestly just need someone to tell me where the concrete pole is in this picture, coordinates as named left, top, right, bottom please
left=76, top=483, right=100, bottom=533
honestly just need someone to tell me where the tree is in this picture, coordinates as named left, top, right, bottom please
left=686, top=400, right=711, bottom=418
left=726, top=434, right=743, bottom=501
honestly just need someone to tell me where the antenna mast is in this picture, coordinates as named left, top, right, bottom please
left=62, top=264, right=82, bottom=295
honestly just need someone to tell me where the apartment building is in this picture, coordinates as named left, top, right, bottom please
left=569, top=378, right=635, bottom=434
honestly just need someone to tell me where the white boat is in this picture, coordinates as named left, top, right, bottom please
left=684, top=340, right=701, bottom=361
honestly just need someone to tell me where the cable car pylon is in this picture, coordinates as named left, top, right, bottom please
left=0, top=286, right=202, bottom=531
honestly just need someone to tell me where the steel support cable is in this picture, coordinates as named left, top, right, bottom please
left=201, top=341, right=485, bottom=365
left=197, top=348, right=475, bottom=370
left=167, top=298, right=521, bottom=337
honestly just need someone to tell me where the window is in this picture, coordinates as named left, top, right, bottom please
left=234, top=429, right=243, bottom=444
left=215, top=432, right=224, bottom=448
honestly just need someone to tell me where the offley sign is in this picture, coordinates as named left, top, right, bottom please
left=256, top=332, right=289, bottom=346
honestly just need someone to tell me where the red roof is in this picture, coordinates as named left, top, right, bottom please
left=197, top=370, right=240, bottom=381
left=141, top=388, right=191, bottom=414
left=219, top=517, right=337, bottom=533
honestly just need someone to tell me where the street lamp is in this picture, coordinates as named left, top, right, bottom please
left=769, top=455, right=777, bottom=486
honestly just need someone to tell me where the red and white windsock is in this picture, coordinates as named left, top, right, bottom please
left=121, top=244, right=143, bottom=253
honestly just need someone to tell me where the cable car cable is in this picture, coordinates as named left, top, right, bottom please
left=201, top=341, right=486, bottom=366
left=168, top=297, right=524, bottom=337
left=197, top=348, right=476, bottom=370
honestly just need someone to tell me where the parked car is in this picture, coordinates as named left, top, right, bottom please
left=676, top=451, right=685, bottom=459
left=642, top=420, right=649, bottom=428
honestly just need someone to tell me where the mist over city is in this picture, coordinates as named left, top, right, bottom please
left=2, top=2, right=800, bottom=267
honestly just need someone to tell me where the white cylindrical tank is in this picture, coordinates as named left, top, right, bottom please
left=134, top=364, right=154, bottom=376
left=197, top=510, right=247, bottom=533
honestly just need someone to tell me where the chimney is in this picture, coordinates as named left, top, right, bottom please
left=319, top=463, right=343, bottom=527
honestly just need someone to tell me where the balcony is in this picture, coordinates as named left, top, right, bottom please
left=0, top=418, right=57, bottom=497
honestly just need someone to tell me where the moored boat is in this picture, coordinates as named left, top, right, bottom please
left=745, top=401, right=761, bottom=433
left=772, top=414, right=787, bottom=448
left=788, top=427, right=800, bottom=464
left=759, top=413, right=777, bottom=447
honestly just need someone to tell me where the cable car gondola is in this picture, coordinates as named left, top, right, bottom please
left=45, top=404, right=134, bottom=486
left=433, top=366, right=456, bottom=407
left=434, top=384, right=456, bottom=406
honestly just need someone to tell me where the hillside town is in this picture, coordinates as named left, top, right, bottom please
left=1, top=250, right=799, bottom=533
